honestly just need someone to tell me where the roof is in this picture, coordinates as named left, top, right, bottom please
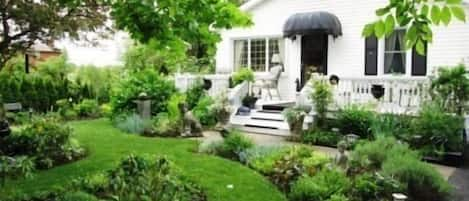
left=28, top=42, right=61, bottom=53
left=241, top=0, right=469, bottom=11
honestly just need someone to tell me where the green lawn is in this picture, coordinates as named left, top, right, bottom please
left=1, top=119, right=286, bottom=201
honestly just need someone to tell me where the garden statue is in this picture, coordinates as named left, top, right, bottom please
left=334, top=141, right=348, bottom=169
left=180, top=103, right=203, bottom=137
left=133, top=92, right=152, bottom=120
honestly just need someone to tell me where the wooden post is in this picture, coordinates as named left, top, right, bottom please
left=24, top=54, right=30, bottom=74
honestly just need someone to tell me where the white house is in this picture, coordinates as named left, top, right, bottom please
left=215, top=0, right=469, bottom=102
left=175, top=0, right=469, bottom=135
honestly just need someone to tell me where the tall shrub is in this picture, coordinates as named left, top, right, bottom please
left=110, top=69, right=176, bottom=118
left=310, top=79, right=333, bottom=129
left=336, top=105, right=375, bottom=139
left=431, top=64, right=469, bottom=115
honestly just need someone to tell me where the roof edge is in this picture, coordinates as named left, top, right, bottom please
left=240, top=0, right=267, bottom=11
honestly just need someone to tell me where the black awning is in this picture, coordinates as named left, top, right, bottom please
left=283, top=11, right=343, bottom=38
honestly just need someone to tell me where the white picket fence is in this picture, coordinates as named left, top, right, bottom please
left=299, top=76, right=430, bottom=114
left=174, top=73, right=231, bottom=97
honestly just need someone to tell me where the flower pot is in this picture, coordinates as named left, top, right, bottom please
left=289, top=115, right=305, bottom=135
left=242, top=96, right=258, bottom=109
left=0, top=120, right=11, bottom=138
left=371, top=84, right=385, bottom=100
left=203, top=79, right=212, bottom=90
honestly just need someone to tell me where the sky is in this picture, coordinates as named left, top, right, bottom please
left=56, top=32, right=130, bottom=67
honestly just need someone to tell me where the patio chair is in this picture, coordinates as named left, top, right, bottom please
left=256, top=65, right=283, bottom=100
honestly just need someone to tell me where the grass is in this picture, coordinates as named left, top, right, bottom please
left=1, top=119, right=286, bottom=201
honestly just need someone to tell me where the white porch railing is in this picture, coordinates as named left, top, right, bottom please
left=228, top=81, right=249, bottom=108
left=174, top=73, right=230, bottom=97
left=298, top=76, right=431, bottom=114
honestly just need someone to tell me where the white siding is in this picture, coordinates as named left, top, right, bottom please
left=216, top=0, right=469, bottom=100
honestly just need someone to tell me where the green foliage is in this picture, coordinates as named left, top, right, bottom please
left=283, top=106, right=308, bottom=135
left=430, top=64, right=469, bottom=115
left=0, top=156, right=35, bottom=186
left=370, top=113, right=412, bottom=139
left=232, top=68, right=255, bottom=86
left=102, top=155, right=207, bottom=201
left=348, top=137, right=419, bottom=173
left=364, top=0, right=467, bottom=55
left=0, top=1, right=108, bottom=69
left=218, top=131, right=255, bottom=161
left=110, top=0, right=252, bottom=60
left=410, top=103, right=464, bottom=156
left=302, top=130, right=342, bottom=147
left=381, top=155, right=452, bottom=201
left=186, top=81, right=207, bottom=109
left=36, top=55, right=73, bottom=80
left=150, top=94, right=186, bottom=137
left=192, top=96, right=217, bottom=127
left=110, top=69, right=176, bottom=118
left=336, top=105, right=375, bottom=139
left=248, top=146, right=330, bottom=192
left=59, top=191, right=98, bottom=201
left=310, top=79, right=333, bottom=128
left=73, top=99, right=101, bottom=118
left=71, top=65, right=121, bottom=104
left=289, top=169, right=350, bottom=201
left=3, top=118, right=85, bottom=169
left=114, top=113, right=151, bottom=135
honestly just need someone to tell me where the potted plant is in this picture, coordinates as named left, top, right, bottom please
left=212, top=92, right=232, bottom=127
left=242, top=94, right=258, bottom=109
left=283, top=106, right=309, bottom=135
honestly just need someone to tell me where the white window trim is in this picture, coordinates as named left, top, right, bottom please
left=231, top=36, right=284, bottom=73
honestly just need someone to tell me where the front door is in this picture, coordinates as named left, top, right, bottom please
left=301, top=33, right=328, bottom=87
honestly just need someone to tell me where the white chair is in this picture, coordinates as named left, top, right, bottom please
left=256, top=65, right=283, bottom=100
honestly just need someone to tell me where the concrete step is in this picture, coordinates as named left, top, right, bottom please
left=229, top=124, right=291, bottom=136
left=229, top=114, right=291, bottom=136
left=250, top=110, right=285, bottom=121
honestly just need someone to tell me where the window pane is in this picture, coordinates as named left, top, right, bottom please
left=384, top=52, right=406, bottom=74
left=384, top=30, right=406, bottom=74
left=268, top=38, right=284, bottom=70
left=234, top=40, right=248, bottom=70
left=250, top=39, right=266, bottom=72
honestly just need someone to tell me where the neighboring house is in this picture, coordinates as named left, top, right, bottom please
left=25, top=43, right=62, bottom=72
left=215, top=0, right=469, bottom=101
left=176, top=0, right=469, bottom=135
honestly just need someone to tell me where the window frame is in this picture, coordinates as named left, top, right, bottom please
left=232, top=36, right=284, bottom=73
left=378, top=29, right=413, bottom=77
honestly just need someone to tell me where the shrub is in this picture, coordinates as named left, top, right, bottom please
left=310, top=79, right=333, bottom=129
left=192, top=96, right=217, bottom=127
left=232, top=68, right=254, bottom=86
left=431, top=64, right=469, bottom=115
left=302, top=130, right=342, bottom=147
left=381, top=155, right=452, bottom=201
left=371, top=113, right=412, bottom=139
left=336, top=105, right=375, bottom=139
left=289, top=169, right=350, bottom=201
left=4, top=118, right=85, bottom=169
left=0, top=156, right=35, bottom=186
left=110, top=69, right=176, bottom=118
left=186, top=81, right=206, bottom=110
left=99, top=103, right=112, bottom=118
left=103, top=155, right=207, bottom=201
left=59, top=191, right=99, bottom=201
left=283, top=106, right=309, bottom=135
left=114, top=113, right=151, bottom=134
left=248, top=146, right=329, bottom=192
left=238, top=146, right=285, bottom=165
left=410, top=103, right=464, bottom=156
left=151, top=113, right=180, bottom=137
left=349, top=173, right=383, bottom=201
left=74, top=99, right=101, bottom=118
left=218, top=130, right=254, bottom=160
left=348, top=137, right=419, bottom=174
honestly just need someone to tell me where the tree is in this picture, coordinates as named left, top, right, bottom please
left=0, top=0, right=109, bottom=70
left=110, top=0, right=252, bottom=60
left=363, top=0, right=467, bottom=55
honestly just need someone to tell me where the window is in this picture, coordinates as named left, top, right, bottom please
left=384, top=29, right=407, bottom=74
left=250, top=39, right=266, bottom=71
left=233, top=37, right=284, bottom=72
left=234, top=40, right=248, bottom=68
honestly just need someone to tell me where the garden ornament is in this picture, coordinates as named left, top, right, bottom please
left=133, top=92, right=151, bottom=120
left=334, top=141, right=348, bottom=169
left=180, top=103, right=203, bottom=137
